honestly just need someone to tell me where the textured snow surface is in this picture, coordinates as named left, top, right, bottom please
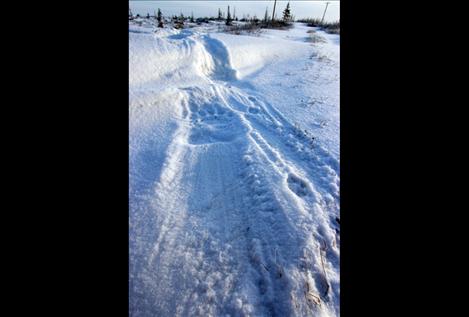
left=130, top=20, right=340, bottom=317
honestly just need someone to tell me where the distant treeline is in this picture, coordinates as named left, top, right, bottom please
left=129, top=1, right=293, bottom=25
left=129, top=1, right=339, bottom=34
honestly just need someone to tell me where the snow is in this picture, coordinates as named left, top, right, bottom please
left=130, top=20, right=340, bottom=317
left=210, top=32, right=308, bottom=79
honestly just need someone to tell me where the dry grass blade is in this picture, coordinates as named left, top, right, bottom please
left=305, top=281, right=322, bottom=307
left=319, top=240, right=331, bottom=297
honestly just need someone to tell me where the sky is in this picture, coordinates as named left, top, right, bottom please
left=129, top=1, right=340, bottom=21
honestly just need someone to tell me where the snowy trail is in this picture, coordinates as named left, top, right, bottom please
left=130, top=22, right=339, bottom=317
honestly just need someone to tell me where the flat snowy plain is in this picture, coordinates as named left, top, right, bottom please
left=129, top=18, right=340, bottom=317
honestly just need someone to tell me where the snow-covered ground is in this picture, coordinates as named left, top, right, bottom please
left=129, top=19, right=340, bottom=317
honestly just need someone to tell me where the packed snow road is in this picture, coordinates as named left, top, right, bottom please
left=129, top=21, right=340, bottom=317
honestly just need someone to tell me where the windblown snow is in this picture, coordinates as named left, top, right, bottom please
left=130, top=20, right=340, bottom=317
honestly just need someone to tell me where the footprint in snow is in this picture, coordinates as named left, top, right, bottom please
left=187, top=101, right=241, bottom=145
left=287, top=173, right=310, bottom=197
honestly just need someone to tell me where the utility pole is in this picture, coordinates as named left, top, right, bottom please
left=320, top=2, right=330, bottom=25
left=272, top=0, right=277, bottom=22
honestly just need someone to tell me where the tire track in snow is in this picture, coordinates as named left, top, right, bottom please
left=224, top=86, right=340, bottom=313
left=197, top=35, right=340, bottom=315
left=141, top=85, right=299, bottom=316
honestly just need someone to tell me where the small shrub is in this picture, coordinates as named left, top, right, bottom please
left=262, top=19, right=293, bottom=30
left=321, top=21, right=340, bottom=34
left=307, top=33, right=326, bottom=43
left=225, top=22, right=263, bottom=35
left=297, top=18, right=322, bottom=26
left=196, top=17, right=209, bottom=24
left=174, top=21, right=184, bottom=29
left=297, top=18, right=340, bottom=34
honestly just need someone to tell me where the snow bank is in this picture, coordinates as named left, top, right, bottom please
left=129, top=28, right=213, bottom=90
left=212, top=32, right=310, bottom=79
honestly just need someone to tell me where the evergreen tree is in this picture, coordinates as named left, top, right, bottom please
left=218, top=8, right=223, bottom=21
left=129, top=8, right=133, bottom=20
left=190, top=12, right=194, bottom=23
left=146, top=12, right=150, bottom=19
left=282, top=2, right=292, bottom=22
left=157, top=8, right=164, bottom=28
left=226, top=6, right=233, bottom=25
left=264, top=7, right=269, bottom=23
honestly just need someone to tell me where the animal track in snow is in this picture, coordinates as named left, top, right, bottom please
left=187, top=98, right=245, bottom=145
left=287, top=173, right=310, bottom=197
